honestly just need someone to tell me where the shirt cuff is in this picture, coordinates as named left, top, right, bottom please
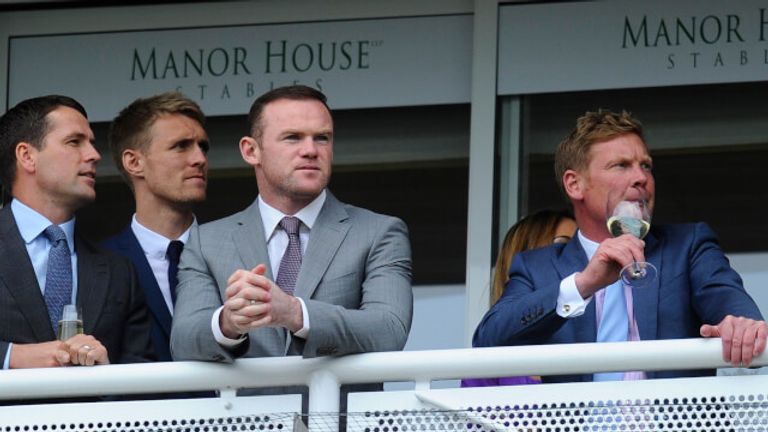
left=3, top=343, right=11, bottom=369
left=292, top=297, right=310, bottom=339
left=556, top=273, right=591, bottom=318
left=211, top=306, right=247, bottom=347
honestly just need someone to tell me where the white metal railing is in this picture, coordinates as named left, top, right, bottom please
left=0, top=337, right=765, bottom=414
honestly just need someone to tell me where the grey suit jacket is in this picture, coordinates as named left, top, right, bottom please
left=170, top=191, right=413, bottom=362
left=0, top=206, right=154, bottom=365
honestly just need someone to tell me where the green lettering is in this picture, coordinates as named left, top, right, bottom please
left=318, top=42, right=337, bottom=71
left=292, top=43, right=313, bottom=72
left=162, top=52, right=179, bottom=79
left=233, top=47, right=251, bottom=75
left=183, top=49, right=204, bottom=78
left=339, top=41, right=352, bottom=70
left=357, top=40, right=370, bottom=69
left=266, top=40, right=286, bottom=74
left=131, top=48, right=157, bottom=80
left=622, top=15, right=648, bottom=48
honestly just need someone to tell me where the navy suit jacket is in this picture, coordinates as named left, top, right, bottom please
left=102, top=227, right=172, bottom=362
left=473, top=222, right=763, bottom=382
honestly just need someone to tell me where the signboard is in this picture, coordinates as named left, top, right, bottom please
left=498, top=0, right=768, bottom=94
left=8, top=15, right=471, bottom=121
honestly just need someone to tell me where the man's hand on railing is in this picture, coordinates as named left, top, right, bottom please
left=700, top=315, right=768, bottom=367
left=56, top=334, right=109, bottom=366
left=9, top=335, right=109, bottom=368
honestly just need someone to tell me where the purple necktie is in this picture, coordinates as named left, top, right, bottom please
left=43, top=225, right=73, bottom=332
left=276, top=217, right=302, bottom=295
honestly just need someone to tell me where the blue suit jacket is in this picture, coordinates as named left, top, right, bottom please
left=102, top=227, right=172, bottom=362
left=473, top=222, right=763, bottom=382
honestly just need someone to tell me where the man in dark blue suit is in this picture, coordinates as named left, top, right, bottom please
left=102, top=92, right=209, bottom=361
left=474, top=109, right=766, bottom=382
left=0, top=95, right=153, bottom=369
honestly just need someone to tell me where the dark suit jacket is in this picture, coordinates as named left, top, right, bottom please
left=102, top=227, right=172, bottom=361
left=0, top=206, right=154, bottom=366
left=473, top=222, right=763, bottom=382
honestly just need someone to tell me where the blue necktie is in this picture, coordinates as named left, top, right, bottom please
left=594, top=280, right=628, bottom=381
left=43, top=225, right=73, bottom=333
left=276, top=217, right=302, bottom=295
left=166, top=240, right=184, bottom=305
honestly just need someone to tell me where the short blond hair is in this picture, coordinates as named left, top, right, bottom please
left=554, top=109, right=644, bottom=193
left=109, top=92, right=205, bottom=186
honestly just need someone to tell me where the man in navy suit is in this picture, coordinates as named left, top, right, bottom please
left=0, top=95, right=153, bottom=368
left=102, top=92, right=209, bottom=361
left=473, top=109, right=766, bottom=382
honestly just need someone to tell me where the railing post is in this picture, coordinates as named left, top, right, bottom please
left=308, top=369, right=340, bottom=431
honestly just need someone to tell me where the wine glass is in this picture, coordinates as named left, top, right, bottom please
left=57, top=304, right=83, bottom=341
left=606, top=199, right=657, bottom=288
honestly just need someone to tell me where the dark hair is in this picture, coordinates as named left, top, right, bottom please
left=554, top=109, right=644, bottom=194
left=247, top=85, right=331, bottom=140
left=0, top=95, right=87, bottom=201
left=109, top=91, right=205, bottom=186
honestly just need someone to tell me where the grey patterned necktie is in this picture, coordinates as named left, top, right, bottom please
left=43, top=225, right=73, bottom=332
left=276, top=216, right=302, bottom=295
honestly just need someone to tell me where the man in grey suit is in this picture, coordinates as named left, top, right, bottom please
left=0, top=95, right=154, bottom=369
left=170, top=85, right=413, bottom=364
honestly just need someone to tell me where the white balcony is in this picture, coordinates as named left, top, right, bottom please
left=1, top=338, right=766, bottom=431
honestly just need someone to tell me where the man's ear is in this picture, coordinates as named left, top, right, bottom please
left=239, top=136, right=260, bottom=166
left=122, top=149, right=144, bottom=178
left=15, top=142, right=37, bottom=174
left=562, top=169, right=585, bottom=201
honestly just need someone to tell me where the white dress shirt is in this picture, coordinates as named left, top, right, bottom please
left=213, top=190, right=327, bottom=347
left=131, top=214, right=193, bottom=315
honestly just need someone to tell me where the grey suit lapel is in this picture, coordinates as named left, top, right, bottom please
left=294, top=193, right=350, bottom=300
left=233, top=201, right=273, bottom=278
left=75, top=237, right=110, bottom=335
left=232, top=200, right=289, bottom=354
left=556, top=237, right=597, bottom=343
left=0, top=207, right=55, bottom=340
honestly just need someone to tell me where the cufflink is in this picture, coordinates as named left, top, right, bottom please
left=563, top=304, right=571, bottom=313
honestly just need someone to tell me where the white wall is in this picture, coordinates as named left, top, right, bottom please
left=728, top=252, right=768, bottom=316
left=404, top=284, right=468, bottom=352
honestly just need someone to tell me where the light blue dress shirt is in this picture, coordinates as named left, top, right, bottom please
left=4, top=199, right=78, bottom=369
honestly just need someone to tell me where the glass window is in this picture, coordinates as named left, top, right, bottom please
left=520, top=82, right=768, bottom=252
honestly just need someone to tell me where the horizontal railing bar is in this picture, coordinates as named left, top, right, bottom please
left=0, top=338, right=762, bottom=400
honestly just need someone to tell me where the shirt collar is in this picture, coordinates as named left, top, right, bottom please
left=11, top=198, right=76, bottom=253
left=577, top=229, right=599, bottom=261
left=258, top=189, right=327, bottom=240
left=131, top=214, right=194, bottom=260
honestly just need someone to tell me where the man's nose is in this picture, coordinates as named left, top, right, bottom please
left=85, top=142, right=101, bottom=163
left=299, top=138, right=318, bottom=157
left=190, top=143, right=208, bottom=166
left=630, top=164, right=649, bottom=186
